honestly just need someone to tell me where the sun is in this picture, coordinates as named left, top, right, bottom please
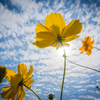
left=57, top=43, right=72, bottom=56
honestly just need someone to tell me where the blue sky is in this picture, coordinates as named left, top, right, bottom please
left=0, top=0, right=100, bottom=100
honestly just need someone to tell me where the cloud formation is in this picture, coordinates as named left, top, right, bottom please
left=0, top=0, right=100, bottom=100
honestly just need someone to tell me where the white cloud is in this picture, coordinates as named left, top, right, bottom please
left=78, top=88, right=87, bottom=92
left=79, top=80, right=90, bottom=84
left=73, top=86, right=82, bottom=88
left=88, top=90, right=95, bottom=93
left=79, top=95, right=96, bottom=99
left=96, top=79, right=100, bottom=82
left=0, top=34, right=2, bottom=39
left=96, top=90, right=100, bottom=94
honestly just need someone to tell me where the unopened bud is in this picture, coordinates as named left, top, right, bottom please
left=47, top=93, right=55, bottom=100
left=0, top=66, right=6, bottom=83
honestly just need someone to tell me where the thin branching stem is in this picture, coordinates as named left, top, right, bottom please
left=67, top=58, right=100, bottom=73
left=94, top=47, right=100, bottom=51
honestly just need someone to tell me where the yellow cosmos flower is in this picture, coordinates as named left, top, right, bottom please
left=0, top=63, right=34, bottom=100
left=0, top=66, right=6, bottom=83
left=33, top=12, right=83, bottom=49
left=79, top=36, right=95, bottom=56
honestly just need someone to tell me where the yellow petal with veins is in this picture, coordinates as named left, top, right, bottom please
left=10, top=74, right=22, bottom=87
left=64, top=35, right=79, bottom=42
left=33, top=40, right=54, bottom=48
left=1, top=86, right=17, bottom=99
left=35, top=32, right=56, bottom=40
left=35, top=23, right=54, bottom=35
left=17, top=63, right=28, bottom=79
left=62, top=42, right=70, bottom=47
left=26, top=65, right=34, bottom=78
left=5, top=69, right=16, bottom=81
left=45, top=12, right=66, bottom=36
left=24, top=79, right=34, bottom=90
left=61, top=19, right=83, bottom=37
left=16, top=86, right=25, bottom=100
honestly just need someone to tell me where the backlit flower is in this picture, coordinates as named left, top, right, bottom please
left=0, top=63, right=34, bottom=100
left=0, top=66, right=6, bottom=83
left=79, top=36, right=95, bottom=56
left=33, top=12, right=83, bottom=49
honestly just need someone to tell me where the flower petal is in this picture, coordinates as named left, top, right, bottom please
left=45, top=12, right=66, bottom=36
left=0, top=87, right=12, bottom=99
left=35, top=23, right=53, bottom=34
left=90, top=40, right=95, bottom=46
left=86, top=50, right=92, bottom=56
left=24, top=79, right=34, bottom=90
left=61, top=19, right=83, bottom=37
left=2, top=86, right=11, bottom=92
left=64, top=35, right=79, bottom=42
left=5, top=69, right=17, bottom=81
left=26, top=65, right=34, bottom=78
left=0, top=86, right=17, bottom=99
left=33, top=39, right=54, bottom=48
left=10, top=74, right=22, bottom=87
left=56, top=43, right=62, bottom=50
left=33, top=31, right=57, bottom=48
left=17, top=63, right=28, bottom=79
left=62, top=42, right=70, bottom=47
left=79, top=46, right=85, bottom=51
left=81, top=40, right=85, bottom=44
left=35, top=32, right=56, bottom=41
left=16, top=86, right=25, bottom=100
left=82, top=41, right=87, bottom=47
left=85, top=36, right=91, bottom=42
left=80, top=51, right=84, bottom=54
left=88, top=46, right=93, bottom=50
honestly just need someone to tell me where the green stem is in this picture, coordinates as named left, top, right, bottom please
left=60, top=50, right=66, bottom=100
left=94, top=47, right=100, bottom=50
left=23, top=84, right=41, bottom=100
left=0, top=78, right=6, bottom=83
left=67, top=58, right=100, bottom=73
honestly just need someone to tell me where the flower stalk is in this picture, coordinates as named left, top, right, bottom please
left=94, top=47, right=100, bottom=51
left=67, top=58, right=100, bottom=73
left=60, top=50, right=66, bottom=100
left=23, top=84, right=41, bottom=100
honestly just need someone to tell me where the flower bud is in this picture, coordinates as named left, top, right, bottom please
left=47, top=93, right=55, bottom=100
left=0, top=66, right=6, bottom=83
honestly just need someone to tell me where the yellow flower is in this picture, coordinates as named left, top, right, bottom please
left=33, top=12, right=83, bottom=49
left=79, top=36, right=95, bottom=56
left=0, top=66, right=6, bottom=83
left=0, top=63, right=34, bottom=100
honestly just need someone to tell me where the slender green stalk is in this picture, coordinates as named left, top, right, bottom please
left=60, top=50, right=66, bottom=100
left=67, top=58, right=100, bottom=73
left=94, top=47, right=100, bottom=51
left=0, top=78, right=6, bottom=83
left=23, top=84, right=41, bottom=100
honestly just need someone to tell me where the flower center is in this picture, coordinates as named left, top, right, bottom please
left=18, top=79, right=24, bottom=87
left=86, top=42, right=89, bottom=47
left=56, top=35, right=64, bottom=44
